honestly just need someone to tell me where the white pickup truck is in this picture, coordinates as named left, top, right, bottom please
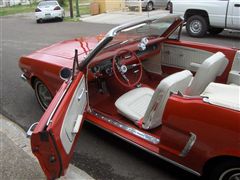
left=170, top=0, right=240, bottom=37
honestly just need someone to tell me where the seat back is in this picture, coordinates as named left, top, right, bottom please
left=142, top=70, right=193, bottom=129
left=185, top=52, right=228, bottom=96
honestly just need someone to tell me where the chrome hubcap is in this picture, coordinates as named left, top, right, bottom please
left=147, top=3, right=153, bottom=10
left=190, top=20, right=202, bottom=34
left=220, top=168, right=240, bottom=180
left=37, top=83, right=52, bottom=108
left=229, top=173, right=240, bottom=180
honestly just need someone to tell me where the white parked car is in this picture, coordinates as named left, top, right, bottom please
left=125, top=0, right=171, bottom=11
left=35, top=1, right=65, bottom=23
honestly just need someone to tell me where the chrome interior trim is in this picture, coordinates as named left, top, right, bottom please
left=86, top=120, right=201, bottom=177
left=179, top=132, right=197, bottom=157
left=91, top=111, right=160, bottom=144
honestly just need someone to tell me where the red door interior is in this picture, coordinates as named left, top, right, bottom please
left=30, top=72, right=87, bottom=179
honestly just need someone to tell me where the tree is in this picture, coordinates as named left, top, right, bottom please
left=76, top=0, right=80, bottom=17
left=69, top=0, right=73, bottom=18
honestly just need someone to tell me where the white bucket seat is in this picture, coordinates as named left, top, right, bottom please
left=185, top=52, right=228, bottom=96
left=115, top=70, right=193, bottom=129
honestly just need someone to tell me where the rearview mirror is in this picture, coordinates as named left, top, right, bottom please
left=60, top=67, right=72, bottom=81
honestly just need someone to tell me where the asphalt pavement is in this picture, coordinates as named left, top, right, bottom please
left=0, top=114, right=94, bottom=180
left=1, top=10, right=239, bottom=180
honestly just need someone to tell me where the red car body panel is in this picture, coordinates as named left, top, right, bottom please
left=162, top=95, right=240, bottom=173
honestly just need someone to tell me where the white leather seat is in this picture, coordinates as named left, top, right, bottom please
left=185, top=52, right=228, bottom=96
left=115, top=70, right=193, bottom=129
left=115, top=87, right=154, bottom=123
left=201, top=82, right=240, bottom=111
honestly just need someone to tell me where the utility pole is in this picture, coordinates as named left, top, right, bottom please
left=69, top=0, right=74, bottom=18
left=76, top=0, right=80, bottom=17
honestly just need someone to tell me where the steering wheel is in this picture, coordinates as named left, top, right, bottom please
left=112, top=49, right=143, bottom=88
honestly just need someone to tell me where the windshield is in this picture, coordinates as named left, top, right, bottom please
left=104, top=15, right=178, bottom=51
left=79, top=15, right=183, bottom=70
left=38, top=1, right=58, bottom=7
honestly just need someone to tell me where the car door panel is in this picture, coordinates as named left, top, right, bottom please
left=227, top=0, right=240, bottom=29
left=31, top=72, right=87, bottom=179
left=161, top=43, right=213, bottom=72
left=60, top=76, right=86, bottom=153
left=161, top=40, right=235, bottom=83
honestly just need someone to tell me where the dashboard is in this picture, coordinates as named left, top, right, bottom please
left=90, top=42, right=160, bottom=77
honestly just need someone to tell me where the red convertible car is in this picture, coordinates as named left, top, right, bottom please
left=19, top=15, right=240, bottom=180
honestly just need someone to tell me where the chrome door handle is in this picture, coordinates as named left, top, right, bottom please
left=72, top=115, right=83, bottom=134
left=179, top=132, right=197, bottom=157
left=26, top=122, right=38, bottom=138
left=77, top=88, right=85, bottom=101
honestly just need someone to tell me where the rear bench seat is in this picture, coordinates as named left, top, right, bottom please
left=201, top=82, right=240, bottom=111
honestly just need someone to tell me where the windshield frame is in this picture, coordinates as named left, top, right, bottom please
left=79, top=15, right=183, bottom=71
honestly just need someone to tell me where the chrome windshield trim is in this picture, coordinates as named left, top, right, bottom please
left=91, top=110, right=160, bottom=144
left=79, top=15, right=182, bottom=70
left=106, top=15, right=182, bottom=37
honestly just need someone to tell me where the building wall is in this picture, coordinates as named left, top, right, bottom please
left=94, top=0, right=125, bottom=13
left=105, top=0, right=124, bottom=12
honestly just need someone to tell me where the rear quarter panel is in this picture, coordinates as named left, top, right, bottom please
left=160, top=95, right=240, bottom=174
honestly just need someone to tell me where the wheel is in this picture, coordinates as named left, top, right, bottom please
left=146, top=2, right=153, bottom=11
left=209, top=27, right=224, bottom=35
left=34, top=79, right=52, bottom=110
left=207, top=160, right=240, bottom=180
left=186, top=15, right=208, bottom=37
left=36, top=19, right=42, bottom=24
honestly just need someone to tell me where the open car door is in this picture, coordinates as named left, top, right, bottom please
left=30, top=72, right=87, bottom=179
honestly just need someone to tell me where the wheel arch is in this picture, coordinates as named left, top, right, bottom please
left=184, top=9, right=210, bottom=25
left=202, top=155, right=240, bottom=176
left=31, top=76, right=37, bottom=89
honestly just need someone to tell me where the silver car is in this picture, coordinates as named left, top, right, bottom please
left=125, top=0, right=170, bottom=11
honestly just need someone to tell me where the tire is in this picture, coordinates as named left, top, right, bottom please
left=165, top=1, right=172, bottom=10
left=186, top=15, right=208, bottom=37
left=146, top=2, right=153, bottom=11
left=36, top=19, right=42, bottom=24
left=209, top=27, right=224, bottom=35
left=34, top=79, right=52, bottom=111
left=207, top=160, right=240, bottom=180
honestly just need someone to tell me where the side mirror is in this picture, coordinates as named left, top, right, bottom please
left=60, top=67, right=72, bottom=81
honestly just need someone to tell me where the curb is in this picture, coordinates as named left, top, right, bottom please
left=0, top=114, right=94, bottom=180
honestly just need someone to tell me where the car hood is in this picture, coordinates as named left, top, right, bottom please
left=36, top=35, right=105, bottom=59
